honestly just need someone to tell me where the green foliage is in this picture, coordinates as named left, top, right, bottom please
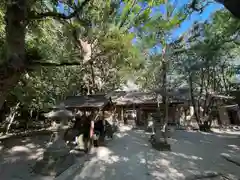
left=134, top=4, right=240, bottom=94
left=12, top=66, right=85, bottom=111
left=4, top=0, right=238, bottom=114
left=134, top=1, right=188, bottom=90
left=2, top=0, right=149, bottom=112
left=170, top=9, right=240, bottom=94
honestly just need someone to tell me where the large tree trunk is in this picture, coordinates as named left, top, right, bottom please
left=0, top=93, right=8, bottom=114
left=0, top=0, right=27, bottom=110
left=188, top=73, right=201, bottom=124
left=161, top=60, right=168, bottom=143
left=152, top=45, right=170, bottom=151
left=0, top=101, right=8, bottom=122
left=160, top=0, right=170, bottom=143
left=221, top=65, right=230, bottom=93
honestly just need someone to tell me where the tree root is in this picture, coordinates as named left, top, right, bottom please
left=221, top=153, right=240, bottom=167
left=185, top=171, right=237, bottom=180
left=185, top=172, right=220, bottom=180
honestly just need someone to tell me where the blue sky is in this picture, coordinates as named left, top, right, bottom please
left=171, top=1, right=224, bottom=39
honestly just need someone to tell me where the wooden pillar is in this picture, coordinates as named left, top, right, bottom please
left=175, top=105, right=180, bottom=125
left=133, top=104, right=136, bottom=126
left=169, top=105, right=176, bottom=123
left=121, top=106, right=126, bottom=124
left=143, top=111, right=148, bottom=127
left=116, top=107, right=121, bottom=122
left=102, top=110, right=105, bottom=132
left=141, top=110, right=145, bottom=126
left=136, top=109, right=139, bottom=126
left=111, top=106, right=116, bottom=123
left=136, top=108, right=142, bottom=126
left=236, top=109, right=240, bottom=124
left=121, top=107, right=124, bottom=121
left=139, top=108, right=142, bottom=125
left=218, top=106, right=230, bottom=125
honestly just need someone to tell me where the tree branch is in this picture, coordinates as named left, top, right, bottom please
left=189, top=0, right=240, bottom=19
left=119, top=0, right=137, bottom=28
left=28, top=0, right=91, bottom=20
left=189, top=0, right=203, bottom=13
left=28, top=61, right=82, bottom=68
left=188, top=0, right=216, bottom=14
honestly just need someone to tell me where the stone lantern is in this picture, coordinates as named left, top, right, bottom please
left=33, top=104, right=76, bottom=177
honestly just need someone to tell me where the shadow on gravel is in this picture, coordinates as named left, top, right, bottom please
left=1, top=126, right=239, bottom=180
left=0, top=132, right=53, bottom=180
left=68, top=126, right=240, bottom=180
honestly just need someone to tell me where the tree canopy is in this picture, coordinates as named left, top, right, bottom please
left=0, top=0, right=240, bottom=125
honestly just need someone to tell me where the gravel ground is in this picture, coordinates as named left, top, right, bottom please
left=70, top=126, right=240, bottom=180
left=0, top=126, right=240, bottom=180
left=0, top=134, right=53, bottom=180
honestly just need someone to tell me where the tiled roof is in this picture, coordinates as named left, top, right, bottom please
left=56, top=95, right=111, bottom=109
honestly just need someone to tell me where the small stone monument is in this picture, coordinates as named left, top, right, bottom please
left=150, top=123, right=171, bottom=151
left=33, top=105, right=76, bottom=177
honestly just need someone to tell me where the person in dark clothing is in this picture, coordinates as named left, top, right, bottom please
left=94, top=119, right=104, bottom=137
left=105, top=120, right=114, bottom=139
left=64, top=113, right=83, bottom=144
left=73, top=115, right=83, bottom=130
left=81, top=114, right=90, bottom=153
left=82, top=112, right=97, bottom=153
